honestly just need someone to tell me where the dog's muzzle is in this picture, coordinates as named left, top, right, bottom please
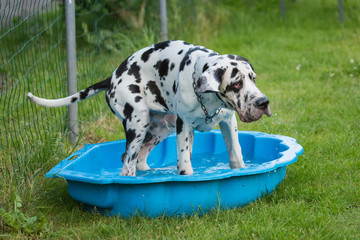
left=238, top=96, right=272, bottom=123
left=255, top=97, right=272, bottom=117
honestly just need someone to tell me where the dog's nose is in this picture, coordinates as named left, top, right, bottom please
left=255, top=97, right=269, bottom=110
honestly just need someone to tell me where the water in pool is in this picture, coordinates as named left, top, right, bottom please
left=99, top=151, right=269, bottom=178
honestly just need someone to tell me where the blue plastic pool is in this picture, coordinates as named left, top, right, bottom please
left=46, top=130, right=303, bottom=217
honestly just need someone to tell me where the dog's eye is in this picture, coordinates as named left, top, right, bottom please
left=233, top=81, right=243, bottom=89
left=225, top=80, right=243, bottom=93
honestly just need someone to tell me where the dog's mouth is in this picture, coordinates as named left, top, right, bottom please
left=237, top=107, right=272, bottom=123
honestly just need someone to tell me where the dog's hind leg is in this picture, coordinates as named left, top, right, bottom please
left=119, top=107, right=150, bottom=176
left=137, top=113, right=176, bottom=171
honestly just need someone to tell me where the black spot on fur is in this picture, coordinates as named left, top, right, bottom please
left=231, top=68, right=239, bottom=78
left=202, top=63, right=209, bottom=73
left=179, top=170, right=186, bottom=175
left=235, top=55, right=249, bottom=62
left=154, top=59, right=170, bottom=78
left=170, top=63, right=175, bottom=71
left=116, top=57, right=129, bottom=78
left=87, top=77, right=110, bottom=99
left=123, top=103, right=134, bottom=121
left=154, top=40, right=170, bottom=51
left=79, top=89, right=89, bottom=100
left=178, top=50, right=183, bottom=55
left=249, top=63, right=254, bottom=71
left=143, top=132, right=153, bottom=143
left=180, top=47, right=209, bottom=72
left=233, top=55, right=254, bottom=71
left=109, top=91, right=115, bottom=98
left=105, top=94, right=115, bottom=115
left=179, top=55, right=190, bottom=72
left=141, top=48, right=154, bottom=62
left=131, top=152, right=138, bottom=160
left=125, top=128, right=136, bottom=148
left=71, top=97, right=78, bottom=103
left=230, top=62, right=238, bottom=66
left=134, top=96, right=142, bottom=102
left=147, top=81, right=168, bottom=110
left=176, top=117, right=183, bottom=135
left=128, top=62, right=141, bottom=83
left=109, top=82, right=114, bottom=91
left=196, top=76, right=205, bottom=90
left=214, top=68, right=226, bottom=83
left=128, top=84, right=140, bottom=93
left=172, top=82, right=177, bottom=94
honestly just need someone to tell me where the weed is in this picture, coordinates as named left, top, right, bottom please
left=0, top=189, right=48, bottom=237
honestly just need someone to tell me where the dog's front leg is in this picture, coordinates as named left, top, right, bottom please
left=176, top=117, right=194, bottom=175
left=219, top=113, right=245, bottom=169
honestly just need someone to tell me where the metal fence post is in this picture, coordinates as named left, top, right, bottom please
left=280, top=0, right=286, bottom=19
left=338, top=0, right=344, bottom=23
left=159, top=0, right=168, bottom=41
left=65, top=0, right=78, bottom=145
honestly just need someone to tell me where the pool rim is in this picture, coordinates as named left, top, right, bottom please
left=46, top=130, right=304, bottom=184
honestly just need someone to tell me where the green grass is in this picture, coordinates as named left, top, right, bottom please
left=1, top=0, right=360, bottom=239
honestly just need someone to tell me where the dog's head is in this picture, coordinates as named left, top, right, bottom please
left=195, top=55, right=271, bottom=122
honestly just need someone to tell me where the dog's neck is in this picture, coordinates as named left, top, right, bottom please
left=194, top=55, right=233, bottom=109
left=192, top=55, right=233, bottom=118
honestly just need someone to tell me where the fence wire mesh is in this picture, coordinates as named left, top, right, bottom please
left=0, top=0, right=138, bottom=203
left=0, top=0, right=67, bottom=202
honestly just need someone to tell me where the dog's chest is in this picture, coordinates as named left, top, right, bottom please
left=189, top=108, right=235, bottom=132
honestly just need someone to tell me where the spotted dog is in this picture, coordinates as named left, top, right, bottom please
left=27, top=40, right=272, bottom=176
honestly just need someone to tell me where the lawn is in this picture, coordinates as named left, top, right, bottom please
left=1, top=0, right=359, bottom=239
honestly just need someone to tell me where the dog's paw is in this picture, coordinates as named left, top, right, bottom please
left=136, top=162, right=150, bottom=171
left=229, top=160, right=245, bottom=169
left=178, top=168, right=194, bottom=175
left=119, top=168, right=136, bottom=176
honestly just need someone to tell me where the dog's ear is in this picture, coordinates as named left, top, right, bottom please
left=194, top=67, right=226, bottom=93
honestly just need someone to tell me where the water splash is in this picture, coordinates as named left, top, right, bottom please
left=259, top=118, right=269, bottom=130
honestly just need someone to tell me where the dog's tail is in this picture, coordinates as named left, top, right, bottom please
left=27, top=77, right=111, bottom=107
